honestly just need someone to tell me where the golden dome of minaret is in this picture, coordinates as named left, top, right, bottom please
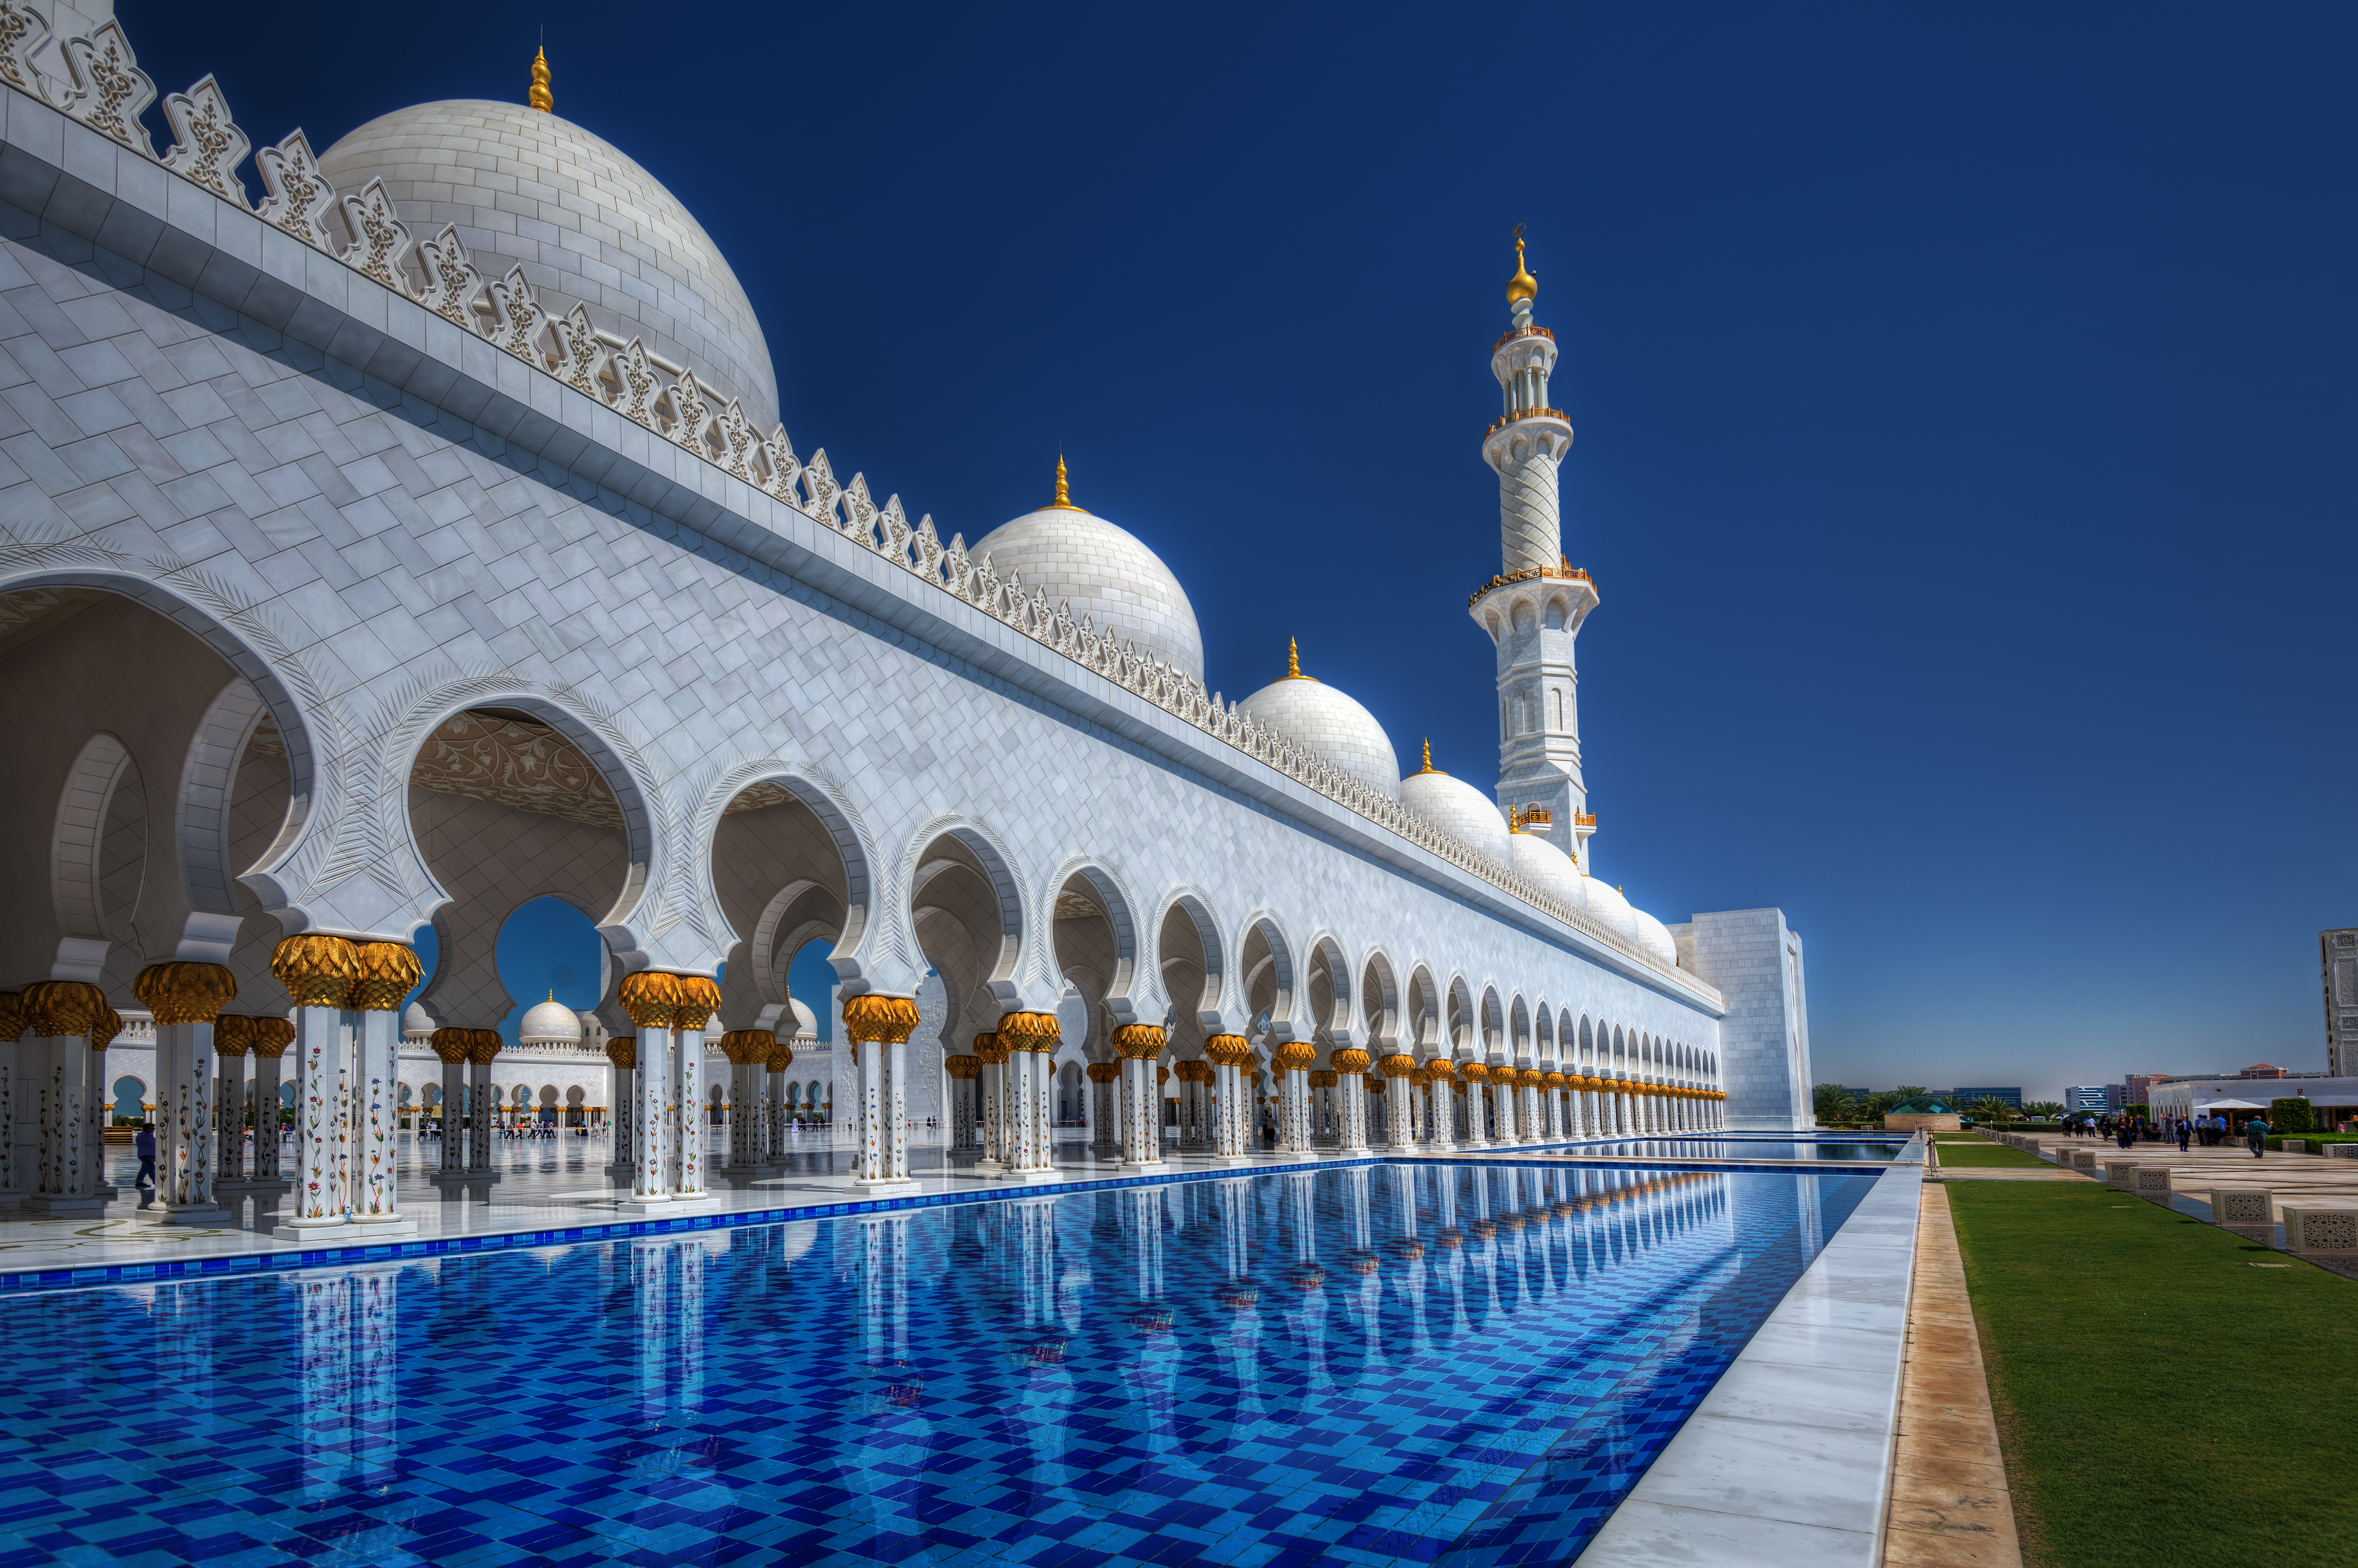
left=528, top=45, right=552, bottom=113
left=1505, top=233, right=1537, bottom=305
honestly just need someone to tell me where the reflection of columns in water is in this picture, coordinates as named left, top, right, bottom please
left=351, top=1265, right=402, bottom=1489
left=1014, top=1196, right=1058, bottom=1331
left=297, top=1270, right=355, bottom=1497
left=1126, top=1185, right=1165, bottom=1301
left=858, top=1215, right=911, bottom=1368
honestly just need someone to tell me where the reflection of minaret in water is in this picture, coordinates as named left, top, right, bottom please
left=1471, top=234, right=1601, bottom=871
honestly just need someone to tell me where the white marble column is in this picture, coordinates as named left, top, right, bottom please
left=1429, top=1075, right=1456, bottom=1150
left=843, top=995, right=921, bottom=1188
left=214, top=1022, right=249, bottom=1183
left=250, top=1026, right=289, bottom=1181
left=434, top=1032, right=468, bottom=1174
left=129, top=966, right=239, bottom=1222
left=977, top=1037, right=1008, bottom=1172
left=1115, top=1026, right=1166, bottom=1169
left=673, top=1013, right=708, bottom=1198
left=1341, top=1063, right=1371, bottom=1152
left=605, top=1040, right=635, bottom=1179
left=349, top=998, right=405, bottom=1227
left=468, top=1039, right=497, bottom=1173
left=1385, top=1059, right=1416, bottom=1150
left=286, top=1000, right=350, bottom=1230
left=1277, top=1058, right=1313, bottom=1155
left=1205, top=1037, right=1249, bottom=1160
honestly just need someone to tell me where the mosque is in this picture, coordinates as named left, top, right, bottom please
left=0, top=5, right=1814, bottom=1229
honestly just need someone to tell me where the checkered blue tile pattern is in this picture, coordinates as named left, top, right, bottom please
left=0, top=1163, right=1875, bottom=1566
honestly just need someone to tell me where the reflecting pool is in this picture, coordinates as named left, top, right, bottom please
left=1582, top=1138, right=1910, bottom=1162
left=0, top=1163, right=1879, bottom=1566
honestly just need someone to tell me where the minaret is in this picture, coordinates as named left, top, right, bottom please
left=1469, top=235, right=1600, bottom=871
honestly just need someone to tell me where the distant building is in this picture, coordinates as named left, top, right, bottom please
left=1952, top=1087, right=2022, bottom=1108
left=2149, top=1076, right=2358, bottom=1129
left=2324, top=930, right=2358, bottom=1076
left=2234, top=1063, right=2289, bottom=1080
left=2064, top=1086, right=2109, bottom=1111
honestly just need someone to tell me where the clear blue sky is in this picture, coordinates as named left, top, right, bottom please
left=153, top=2, right=2357, bottom=1098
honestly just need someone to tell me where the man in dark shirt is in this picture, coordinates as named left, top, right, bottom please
left=133, top=1123, right=157, bottom=1188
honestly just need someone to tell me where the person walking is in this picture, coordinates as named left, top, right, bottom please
left=2244, top=1114, right=2271, bottom=1159
left=2176, top=1117, right=2191, bottom=1152
left=133, top=1122, right=157, bottom=1189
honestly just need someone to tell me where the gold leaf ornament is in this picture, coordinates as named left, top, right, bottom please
left=271, top=935, right=361, bottom=1008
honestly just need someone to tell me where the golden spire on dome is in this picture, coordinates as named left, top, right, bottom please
left=1287, top=637, right=1300, bottom=678
left=1506, top=227, right=1536, bottom=305
left=1415, top=738, right=1443, bottom=775
left=529, top=45, right=553, bottom=113
left=1050, top=453, right=1081, bottom=510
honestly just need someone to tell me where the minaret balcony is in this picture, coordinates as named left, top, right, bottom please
left=1481, top=407, right=1574, bottom=475
left=1468, top=561, right=1599, bottom=640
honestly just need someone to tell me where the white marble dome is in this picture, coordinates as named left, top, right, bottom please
left=1400, top=765, right=1511, bottom=864
left=317, top=101, right=780, bottom=430
left=789, top=998, right=818, bottom=1041
left=969, top=478, right=1204, bottom=683
left=1510, top=831, right=1587, bottom=910
left=1237, top=668, right=1400, bottom=800
left=518, top=994, right=583, bottom=1045
left=401, top=1000, right=435, bottom=1039
left=1630, top=908, right=1681, bottom=968
left=1582, top=877, right=1642, bottom=943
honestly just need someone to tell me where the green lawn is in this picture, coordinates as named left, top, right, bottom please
left=1930, top=1142, right=2052, bottom=1166
left=1947, top=1182, right=2356, bottom=1567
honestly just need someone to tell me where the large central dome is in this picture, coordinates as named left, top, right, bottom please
left=970, top=463, right=1204, bottom=682
left=318, top=100, right=779, bottom=430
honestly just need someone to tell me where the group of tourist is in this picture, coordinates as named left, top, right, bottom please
left=2064, top=1112, right=2271, bottom=1157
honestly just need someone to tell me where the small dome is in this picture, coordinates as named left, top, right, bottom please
left=518, top=994, right=583, bottom=1045
left=1400, top=765, right=1510, bottom=864
left=1510, top=832, right=1586, bottom=910
left=1629, top=908, right=1681, bottom=968
left=1889, top=1096, right=1956, bottom=1116
left=401, top=1000, right=435, bottom=1039
left=789, top=998, right=818, bottom=1041
left=317, top=101, right=779, bottom=430
left=1237, top=658, right=1399, bottom=799
left=970, top=474, right=1203, bottom=682
left=1582, top=878, right=1642, bottom=942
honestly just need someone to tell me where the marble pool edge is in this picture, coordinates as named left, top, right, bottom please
left=0, top=1144, right=1904, bottom=1296
left=1575, top=1161, right=1925, bottom=1568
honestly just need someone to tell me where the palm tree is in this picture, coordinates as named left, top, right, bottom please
left=1968, top=1095, right=2016, bottom=1122
left=1814, top=1083, right=1858, bottom=1125
left=2024, top=1100, right=2066, bottom=1121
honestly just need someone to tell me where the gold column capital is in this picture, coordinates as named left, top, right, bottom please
left=672, top=976, right=722, bottom=1032
left=617, top=970, right=682, bottom=1029
left=944, top=1053, right=981, bottom=1080
left=271, top=935, right=361, bottom=1007
left=134, top=961, right=239, bottom=1024
left=1085, top=1060, right=1120, bottom=1083
left=1331, top=1047, right=1372, bottom=1075
left=466, top=1028, right=504, bottom=1065
left=1202, top=1033, right=1251, bottom=1067
left=1271, top=1040, right=1316, bottom=1072
left=23, top=979, right=105, bottom=1037
left=213, top=1014, right=256, bottom=1056
left=90, top=1007, right=122, bottom=1050
left=429, top=1026, right=471, bottom=1065
left=765, top=1041, right=796, bottom=1073
left=975, top=1032, right=1010, bottom=1065
left=0, top=990, right=19, bottom=1041
left=604, top=1037, right=637, bottom=1071
left=1111, top=1022, right=1165, bottom=1061
left=349, top=942, right=422, bottom=1011
left=994, top=1009, right=1060, bottom=1053
left=843, top=994, right=923, bottom=1045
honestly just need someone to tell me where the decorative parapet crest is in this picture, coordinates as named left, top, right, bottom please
left=0, top=8, right=1705, bottom=999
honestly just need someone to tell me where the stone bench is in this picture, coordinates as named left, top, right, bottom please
left=2281, top=1204, right=2358, bottom=1261
left=2328, top=1143, right=2358, bottom=1160
left=2066, top=1148, right=2100, bottom=1175
left=2208, top=1185, right=2274, bottom=1243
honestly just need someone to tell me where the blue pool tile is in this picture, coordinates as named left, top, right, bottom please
left=0, top=1163, right=1875, bottom=1566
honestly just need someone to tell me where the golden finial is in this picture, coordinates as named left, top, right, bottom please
left=1051, top=453, right=1078, bottom=510
left=1506, top=226, right=1536, bottom=306
left=1416, top=738, right=1443, bottom=775
left=529, top=45, right=553, bottom=113
left=1287, top=638, right=1301, bottom=678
